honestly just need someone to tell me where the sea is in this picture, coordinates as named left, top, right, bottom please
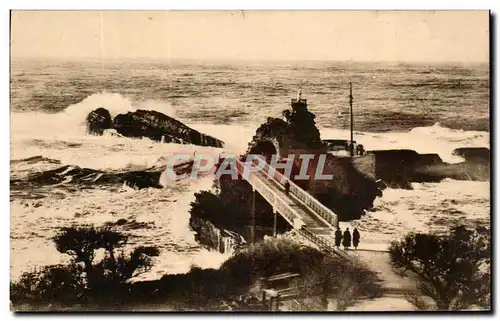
left=10, top=58, right=490, bottom=281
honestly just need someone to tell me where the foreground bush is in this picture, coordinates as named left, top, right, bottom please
left=11, top=264, right=85, bottom=304
left=11, top=225, right=159, bottom=308
left=12, top=235, right=380, bottom=311
left=389, top=225, right=490, bottom=310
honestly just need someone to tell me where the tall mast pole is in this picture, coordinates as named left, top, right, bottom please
left=349, top=82, right=354, bottom=158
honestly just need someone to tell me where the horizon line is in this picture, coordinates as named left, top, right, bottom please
left=10, top=55, right=489, bottom=65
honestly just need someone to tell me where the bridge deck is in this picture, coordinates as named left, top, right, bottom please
left=253, top=170, right=331, bottom=231
left=234, top=158, right=341, bottom=256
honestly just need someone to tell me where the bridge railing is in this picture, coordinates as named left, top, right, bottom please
left=234, top=157, right=338, bottom=229
left=235, top=158, right=350, bottom=260
left=235, top=159, right=302, bottom=227
left=260, top=162, right=338, bottom=229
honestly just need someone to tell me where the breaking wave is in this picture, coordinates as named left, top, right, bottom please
left=11, top=92, right=177, bottom=139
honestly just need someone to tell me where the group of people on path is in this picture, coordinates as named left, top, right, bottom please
left=281, top=178, right=361, bottom=251
left=335, top=227, right=360, bottom=250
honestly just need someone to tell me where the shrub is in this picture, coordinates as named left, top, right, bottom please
left=52, top=226, right=129, bottom=288
left=284, top=247, right=381, bottom=311
left=389, top=225, right=490, bottom=310
left=10, top=264, right=84, bottom=304
left=11, top=225, right=160, bottom=308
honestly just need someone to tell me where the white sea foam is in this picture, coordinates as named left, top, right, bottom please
left=11, top=92, right=176, bottom=139
left=10, top=174, right=229, bottom=281
left=340, top=179, right=490, bottom=251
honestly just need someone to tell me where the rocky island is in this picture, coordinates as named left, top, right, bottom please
left=86, top=107, right=225, bottom=147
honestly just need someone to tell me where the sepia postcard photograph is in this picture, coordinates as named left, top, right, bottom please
left=9, top=10, right=491, bottom=312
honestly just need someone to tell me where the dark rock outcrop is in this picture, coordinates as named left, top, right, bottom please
left=309, top=155, right=383, bottom=220
left=452, top=147, right=490, bottom=163
left=10, top=164, right=163, bottom=189
left=361, top=150, right=442, bottom=189
left=10, top=161, right=195, bottom=193
left=104, top=218, right=155, bottom=230
left=112, top=109, right=224, bottom=147
left=86, top=108, right=224, bottom=148
left=358, top=148, right=490, bottom=189
left=246, top=118, right=289, bottom=158
left=418, top=148, right=490, bottom=182
left=246, top=99, right=325, bottom=157
left=86, top=107, right=113, bottom=135
left=417, top=161, right=489, bottom=182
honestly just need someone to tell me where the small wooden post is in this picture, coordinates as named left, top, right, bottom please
left=273, top=211, right=278, bottom=237
left=349, top=82, right=354, bottom=158
left=270, top=294, right=280, bottom=311
left=250, top=188, right=256, bottom=244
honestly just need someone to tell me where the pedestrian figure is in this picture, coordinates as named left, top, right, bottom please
left=353, top=228, right=360, bottom=250
left=284, top=179, right=290, bottom=195
left=356, top=144, right=365, bottom=156
left=342, top=228, right=351, bottom=250
left=335, top=227, right=342, bottom=248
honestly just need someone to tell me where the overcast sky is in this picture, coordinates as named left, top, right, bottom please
left=10, top=11, right=489, bottom=63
